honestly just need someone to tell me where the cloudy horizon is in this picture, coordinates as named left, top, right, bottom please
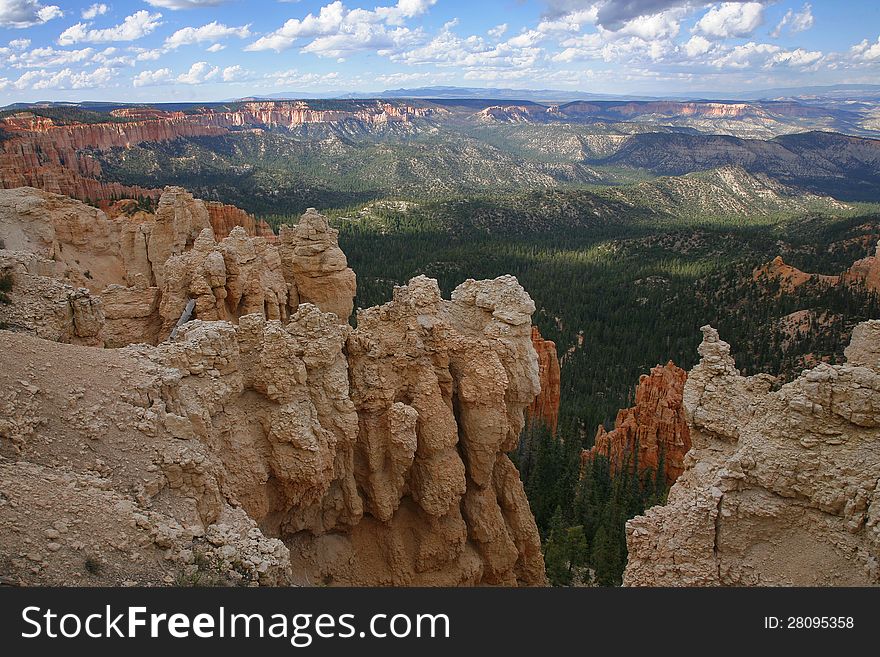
left=1, top=0, right=879, bottom=103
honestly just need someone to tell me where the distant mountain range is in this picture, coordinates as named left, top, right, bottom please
left=238, top=83, right=880, bottom=104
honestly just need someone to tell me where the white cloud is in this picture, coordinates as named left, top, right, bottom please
left=710, top=41, right=779, bottom=68
left=850, top=36, right=880, bottom=63
left=683, top=34, right=712, bottom=58
left=536, top=6, right=598, bottom=34
left=8, top=38, right=31, bottom=49
left=766, top=47, right=822, bottom=68
left=206, top=43, right=225, bottom=52
left=695, top=2, right=764, bottom=39
left=164, top=21, right=251, bottom=49
left=58, top=11, right=163, bottom=45
left=221, top=64, right=245, bottom=81
left=264, top=69, right=340, bottom=88
left=133, top=67, right=172, bottom=86
left=132, top=47, right=164, bottom=60
left=615, top=9, right=681, bottom=40
left=487, top=23, right=507, bottom=39
left=771, top=3, right=814, bottom=38
left=6, top=45, right=95, bottom=68
left=392, top=21, right=542, bottom=73
left=14, top=66, right=115, bottom=90
left=0, top=0, right=62, bottom=28
left=245, top=0, right=434, bottom=56
left=92, top=46, right=136, bottom=67
left=145, top=0, right=228, bottom=8
left=176, top=60, right=219, bottom=84
left=81, top=3, right=108, bottom=19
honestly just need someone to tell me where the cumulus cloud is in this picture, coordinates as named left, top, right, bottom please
left=245, top=0, right=435, bottom=56
left=0, top=0, right=62, bottom=28
left=132, top=67, right=173, bottom=86
left=164, top=21, right=252, bottom=49
left=145, top=0, right=229, bottom=8
left=14, top=66, right=115, bottom=90
left=710, top=41, right=778, bottom=68
left=766, top=47, right=822, bottom=67
left=58, top=11, right=163, bottom=45
left=6, top=45, right=95, bottom=68
left=695, top=2, right=764, bottom=39
left=81, top=3, right=108, bottom=19
left=614, top=9, right=681, bottom=40
left=850, top=36, right=880, bottom=63
left=683, top=34, right=712, bottom=57
left=264, top=69, right=340, bottom=88
left=487, top=23, right=507, bottom=38
left=221, top=64, right=245, bottom=81
left=771, top=3, right=814, bottom=38
left=176, top=60, right=220, bottom=84
left=537, top=7, right=598, bottom=35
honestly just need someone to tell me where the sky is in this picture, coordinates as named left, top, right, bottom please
left=0, top=0, right=878, bottom=103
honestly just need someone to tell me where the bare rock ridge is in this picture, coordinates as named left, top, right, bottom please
left=0, top=187, right=356, bottom=347
left=527, top=326, right=561, bottom=434
left=0, top=185, right=545, bottom=586
left=624, top=323, right=880, bottom=586
left=755, top=241, right=880, bottom=294
left=584, top=362, right=691, bottom=487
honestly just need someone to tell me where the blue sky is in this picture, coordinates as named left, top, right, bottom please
left=1, top=0, right=878, bottom=102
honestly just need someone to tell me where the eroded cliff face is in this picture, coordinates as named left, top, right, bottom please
left=755, top=241, right=880, bottom=295
left=0, top=187, right=356, bottom=346
left=288, top=275, right=545, bottom=585
left=0, top=186, right=545, bottom=586
left=584, top=362, right=691, bottom=487
left=0, top=102, right=438, bottom=204
left=527, top=326, right=561, bottom=434
left=624, top=323, right=880, bottom=586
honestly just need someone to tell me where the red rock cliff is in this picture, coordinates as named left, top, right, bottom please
left=0, top=101, right=436, bottom=206
left=206, top=201, right=275, bottom=241
left=583, top=361, right=690, bottom=486
left=527, top=326, right=561, bottom=434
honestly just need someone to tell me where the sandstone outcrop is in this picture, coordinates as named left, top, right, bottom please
left=290, top=275, right=545, bottom=585
left=756, top=241, right=880, bottom=295
left=207, top=202, right=275, bottom=242
left=584, top=362, right=690, bottom=487
left=624, top=323, right=880, bottom=586
left=0, top=331, right=291, bottom=586
left=527, top=326, right=561, bottom=434
left=0, top=186, right=546, bottom=586
left=279, top=209, right=356, bottom=323
left=0, top=250, right=105, bottom=346
left=0, top=187, right=356, bottom=346
left=0, top=101, right=437, bottom=205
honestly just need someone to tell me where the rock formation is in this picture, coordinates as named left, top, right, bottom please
left=278, top=209, right=356, bottom=323
left=0, top=101, right=438, bottom=205
left=0, top=186, right=545, bottom=586
left=0, top=187, right=356, bottom=345
left=755, top=241, right=880, bottom=295
left=624, top=323, right=880, bottom=586
left=584, top=362, right=690, bottom=487
left=207, top=202, right=275, bottom=242
left=527, top=326, right=561, bottom=434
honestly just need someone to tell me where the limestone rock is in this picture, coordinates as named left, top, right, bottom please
left=279, top=209, right=356, bottom=323
left=0, top=250, right=105, bottom=346
left=584, top=361, right=690, bottom=486
left=624, top=322, right=880, bottom=586
left=147, top=187, right=213, bottom=288
left=527, top=326, right=561, bottom=434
